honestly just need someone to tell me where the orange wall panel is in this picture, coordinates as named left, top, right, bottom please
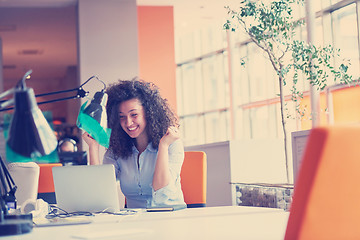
left=300, top=86, right=360, bottom=129
left=332, top=86, right=360, bottom=124
left=137, top=6, right=177, bottom=112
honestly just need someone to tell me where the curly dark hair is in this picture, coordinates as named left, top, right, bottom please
left=106, top=78, right=179, bottom=158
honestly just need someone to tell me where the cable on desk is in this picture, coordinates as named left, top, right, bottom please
left=94, top=209, right=138, bottom=215
left=46, top=205, right=94, bottom=219
left=46, top=205, right=138, bottom=219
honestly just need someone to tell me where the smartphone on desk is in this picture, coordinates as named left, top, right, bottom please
left=146, top=204, right=186, bottom=212
left=146, top=207, right=174, bottom=212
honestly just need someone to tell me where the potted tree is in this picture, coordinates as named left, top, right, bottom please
left=224, top=0, right=354, bottom=183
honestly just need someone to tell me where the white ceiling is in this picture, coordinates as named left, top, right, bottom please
left=0, top=0, right=233, bottom=89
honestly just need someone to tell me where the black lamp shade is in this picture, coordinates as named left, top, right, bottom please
left=83, top=91, right=108, bottom=127
left=6, top=88, right=58, bottom=158
left=77, top=90, right=110, bottom=148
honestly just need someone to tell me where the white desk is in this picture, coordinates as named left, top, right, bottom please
left=3, top=206, right=289, bottom=240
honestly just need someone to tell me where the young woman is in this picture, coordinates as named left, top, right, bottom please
left=82, top=79, right=186, bottom=208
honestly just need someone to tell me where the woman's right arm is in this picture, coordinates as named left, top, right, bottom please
left=82, top=132, right=100, bottom=165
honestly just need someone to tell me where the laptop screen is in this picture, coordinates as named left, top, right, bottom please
left=52, top=164, right=120, bottom=213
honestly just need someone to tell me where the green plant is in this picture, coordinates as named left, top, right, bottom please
left=224, top=0, right=353, bottom=183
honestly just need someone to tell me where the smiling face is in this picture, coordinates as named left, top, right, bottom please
left=118, top=98, right=147, bottom=141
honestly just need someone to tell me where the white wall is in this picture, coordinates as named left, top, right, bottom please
left=78, top=0, right=139, bottom=89
left=230, top=139, right=287, bottom=184
left=186, top=141, right=233, bottom=207
left=77, top=0, right=139, bottom=159
left=185, top=139, right=288, bottom=206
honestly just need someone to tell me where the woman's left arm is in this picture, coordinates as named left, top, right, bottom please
left=152, top=127, right=180, bottom=191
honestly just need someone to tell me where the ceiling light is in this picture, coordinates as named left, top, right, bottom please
left=3, top=65, right=16, bottom=69
left=18, top=49, right=44, bottom=55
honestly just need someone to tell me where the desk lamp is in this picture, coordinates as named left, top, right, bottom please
left=76, top=76, right=111, bottom=148
left=6, top=70, right=58, bottom=160
left=0, top=71, right=110, bottom=236
left=0, top=70, right=53, bottom=236
left=1, top=75, right=110, bottom=161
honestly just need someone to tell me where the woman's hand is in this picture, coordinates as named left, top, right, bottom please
left=82, top=132, right=100, bottom=165
left=159, top=126, right=180, bottom=147
left=82, top=132, right=99, bottom=149
left=153, top=126, right=180, bottom=191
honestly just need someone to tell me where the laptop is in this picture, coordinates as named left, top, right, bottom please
left=52, top=164, right=120, bottom=213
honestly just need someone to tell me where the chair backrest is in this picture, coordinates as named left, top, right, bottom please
left=7, top=162, right=40, bottom=207
left=180, top=151, right=207, bottom=208
left=37, top=163, right=62, bottom=204
left=285, top=126, right=360, bottom=239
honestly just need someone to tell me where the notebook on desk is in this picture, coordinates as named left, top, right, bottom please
left=52, top=164, right=120, bottom=213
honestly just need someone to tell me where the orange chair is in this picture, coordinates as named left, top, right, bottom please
left=37, top=163, right=62, bottom=204
left=285, top=126, right=360, bottom=239
left=180, top=151, right=207, bottom=208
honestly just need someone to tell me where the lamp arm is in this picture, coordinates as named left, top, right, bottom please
left=0, top=156, right=14, bottom=214
left=35, top=86, right=88, bottom=105
left=0, top=157, right=16, bottom=197
left=0, top=88, right=15, bottom=100
left=0, top=88, right=15, bottom=110
left=80, top=75, right=106, bottom=91
left=0, top=160, right=15, bottom=191
left=0, top=86, right=88, bottom=112
left=0, top=75, right=102, bottom=112
left=37, top=95, right=81, bottom=106
left=35, top=86, right=87, bottom=98
left=0, top=163, right=9, bottom=198
left=0, top=99, right=14, bottom=110
left=34, top=75, right=101, bottom=102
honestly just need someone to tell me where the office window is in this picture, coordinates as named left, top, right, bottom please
left=233, top=45, right=251, bottom=105
left=300, top=16, right=324, bottom=46
left=200, top=23, right=228, bottom=55
left=176, top=0, right=360, bottom=147
left=331, top=0, right=347, bottom=5
left=247, top=43, right=278, bottom=102
left=202, top=54, right=229, bottom=111
left=176, top=67, right=184, bottom=115
left=178, top=62, right=203, bottom=115
left=204, top=110, right=229, bottom=143
left=176, top=31, right=201, bottom=63
left=250, top=105, right=273, bottom=138
left=314, top=0, right=323, bottom=12
left=332, top=3, right=359, bottom=78
left=181, top=115, right=205, bottom=146
left=322, top=0, right=332, bottom=8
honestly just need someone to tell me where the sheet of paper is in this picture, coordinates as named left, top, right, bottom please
left=34, top=216, right=92, bottom=227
